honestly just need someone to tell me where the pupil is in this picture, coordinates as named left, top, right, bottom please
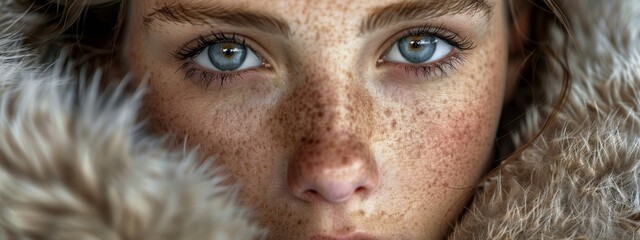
left=410, top=40, right=422, bottom=50
left=221, top=44, right=237, bottom=58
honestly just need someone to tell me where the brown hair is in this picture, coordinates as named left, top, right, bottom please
left=13, top=0, right=126, bottom=69
left=493, top=0, right=571, bottom=170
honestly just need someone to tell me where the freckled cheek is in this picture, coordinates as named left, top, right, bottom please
left=397, top=74, right=505, bottom=188
left=435, top=110, right=496, bottom=183
left=126, top=44, right=277, bottom=181
left=430, top=78, right=505, bottom=184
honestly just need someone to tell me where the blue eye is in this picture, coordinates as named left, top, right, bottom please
left=386, top=34, right=453, bottom=64
left=193, top=42, right=262, bottom=72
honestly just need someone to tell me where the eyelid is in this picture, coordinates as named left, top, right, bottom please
left=172, top=32, right=274, bottom=89
left=374, top=24, right=474, bottom=82
left=376, top=24, right=475, bottom=65
left=172, top=31, right=272, bottom=68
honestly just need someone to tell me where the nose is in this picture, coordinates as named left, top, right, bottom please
left=283, top=53, right=379, bottom=203
left=287, top=134, right=380, bottom=203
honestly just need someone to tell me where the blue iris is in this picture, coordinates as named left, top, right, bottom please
left=398, top=35, right=437, bottom=63
left=208, top=42, right=247, bottom=71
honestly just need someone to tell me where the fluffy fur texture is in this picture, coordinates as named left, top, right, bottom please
left=451, top=0, right=640, bottom=238
left=0, top=4, right=265, bottom=240
left=1, top=0, right=640, bottom=239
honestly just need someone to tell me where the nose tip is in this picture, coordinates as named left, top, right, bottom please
left=303, top=170, right=379, bottom=203
left=287, top=139, right=380, bottom=203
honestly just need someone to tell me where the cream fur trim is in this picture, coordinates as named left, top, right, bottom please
left=0, top=17, right=265, bottom=240
left=451, top=0, right=640, bottom=238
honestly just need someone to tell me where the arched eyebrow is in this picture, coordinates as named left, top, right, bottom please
left=143, top=0, right=492, bottom=37
left=143, top=2, right=292, bottom=37
left=360, top=0, right=493, bottom=35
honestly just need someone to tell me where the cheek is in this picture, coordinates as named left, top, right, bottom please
left=377, top=94, right=500, bottom=193
left=125, top=31, right=280, bottom=180
left=371, top=38, right=508, bottom=224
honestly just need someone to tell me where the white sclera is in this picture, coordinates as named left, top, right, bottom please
left=386, top=37, right=453, bottom=64
left=194, top=46, right=262, bottom=71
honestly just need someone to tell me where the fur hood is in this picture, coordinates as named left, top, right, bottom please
left=1, top=0, right=639, bottom=239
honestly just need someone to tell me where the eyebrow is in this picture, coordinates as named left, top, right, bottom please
left=143, top=2, right=292, bottom=36
left=143, top=0, right=492, bottom=37
left=360, top=0, right=494, bottom=35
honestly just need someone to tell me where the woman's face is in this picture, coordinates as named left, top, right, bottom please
left=125, top=0, right=512, bottom=238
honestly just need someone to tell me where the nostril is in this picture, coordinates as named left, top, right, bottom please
left=300, top=182, right=369, bottom=203
left=302, top=189, right=326, bottom=201
left=305, top=189, right=318, bottom=197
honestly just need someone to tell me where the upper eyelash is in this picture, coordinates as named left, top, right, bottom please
left=398, top=24, right=476, bottom=51
left=171, top=32, right=248, bottom=61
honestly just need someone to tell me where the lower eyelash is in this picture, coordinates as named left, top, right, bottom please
left=178, top=62, right=244, bottom=89
left=396, top=52, right=468, bottom=79
left=181, top=53, right=467, bottom=88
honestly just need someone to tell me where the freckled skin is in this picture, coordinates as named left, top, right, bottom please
left=124, top=0, right=512, bottom=239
